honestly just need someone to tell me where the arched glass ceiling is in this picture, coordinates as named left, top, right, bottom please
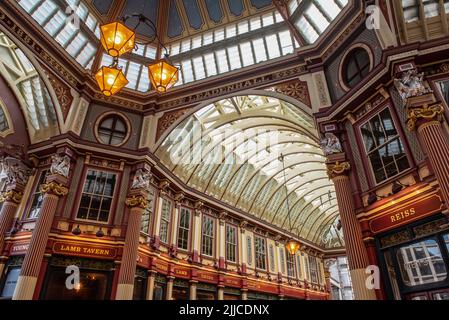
left=156, top=96, right=344, bottom=249
left=0, top=32, right=59, bottom=140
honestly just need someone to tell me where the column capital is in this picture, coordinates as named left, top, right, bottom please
left=125, top=189, right=148, bottom=209
left=41, top=181, right=68, bottom=197
left=326, top=161, right=351, bottom=179
left=406, top=103, right=444, bottom=131
left=0, top=190, right=22, bottom=204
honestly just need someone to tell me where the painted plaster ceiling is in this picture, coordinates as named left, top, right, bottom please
left=155, top=96, right=345, bottom=249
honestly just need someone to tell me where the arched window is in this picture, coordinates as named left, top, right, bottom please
left=344, top=48, right=371, bottom=88
left=96, top=114, right=128, bottom=146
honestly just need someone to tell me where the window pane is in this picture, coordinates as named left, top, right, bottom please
left=396, top=239, right=447, bottom=287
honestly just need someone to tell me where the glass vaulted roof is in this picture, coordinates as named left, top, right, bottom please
left=15, top=0, right=350, bottom=93
left=156, top=96, right=344, bottom=249
left=0, top=32, right=59, bottom=140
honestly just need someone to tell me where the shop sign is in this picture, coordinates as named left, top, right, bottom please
left=247, top=280, right=278, bottom=294
left=155, top=261, right=169, bottom=274
left=198, top=271, right=217, bottom=284
left=369, top=194, right=443, bottom=234
left=223, top=277, right=241, bottom=288
left=52, top=242, right=117, bottom=259
left=10, top=242, right=29, bottom=255
left=174, top=267, right=190, bottom=279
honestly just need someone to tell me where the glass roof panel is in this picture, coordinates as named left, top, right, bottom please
left=156, top=95, right=343, bottom=249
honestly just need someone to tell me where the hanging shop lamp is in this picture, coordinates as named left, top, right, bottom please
left=95, top=62, right=129, bottom=97
left=148, top=57, right=179, bottom=93
left=96, top=14, right=179, bottom=96
left=100, top=21, right=136, bottom=58
left=280, top=154, right=301, bottom=255
left=285, top=239, right=301, bottom=255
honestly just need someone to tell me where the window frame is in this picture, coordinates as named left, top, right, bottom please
left=74, top=167, right=119, bottom=225
left=94, top=112, right=131, bottom=147
left=0, top=98, right=13, bottom=137
left=254, top=235, right=267, bottom=271
left=24, top=168, right=50, bottom=221
left=177, top=206, right=192, bottom=251
left=201, top=213, right=215, bottom=257
left=159, top=196, right=173, bottom=244
left=338, top=43, right=374, bottom=92
left=140, top=185, right=156, bottom=235
left=355, top=104, right=413, bottom=187
left=286, top=250, right=297, bottom=278
left=225, top=223, right=238, bottom=263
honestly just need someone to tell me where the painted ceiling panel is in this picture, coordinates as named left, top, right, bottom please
left=227, top=0, right=245, bottom=16
left=92, top=0, right=114, bottom=15
left=205, top=0, right=224, bottom=23
left=182, top=0, right=204, bottom=30
left=250, top=0, right=273, bottom=9
left=122, top=0, right=159, bottom=38
left=168, top=0, right=184, bottom=38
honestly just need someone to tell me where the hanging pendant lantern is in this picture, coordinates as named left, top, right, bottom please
left=285, top=239, right=301, bottom=255
left=95, top=65, right=129, bottom=97
left=148, top=58, right=179, bottom=93
left=100, top=22, right=136, bottom=58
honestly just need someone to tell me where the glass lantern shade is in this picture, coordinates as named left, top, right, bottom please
left=148, top=59, right=179, bottom=93
left=95, top=66, right=129, bottom=97
left=285, top=239, right=301, bottom=255
left=100, top=22, right=136, bottom=57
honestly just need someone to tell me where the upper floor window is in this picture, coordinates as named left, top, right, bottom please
left=225, top=224, right=237, bottom=263
left=77, top=169, right=117, bottom=222
left=201, top=215, right=215, bottom=256
left=309, top=255, right=319, bottom=283
left=286, top=251, right=296, bottom=278
left=402, top=0, right=443, bottom=22
left=344, top=48, right=371, bottom=88
left=140, top=187, right=155, bottom=234
left=96, top=114, right=128, bottom=146
left=297, top=255, right=302, bottom=278
left=159, top=198, right=172, bottom=243
left=269, top=244, right=275, bottom=272
left=254, top=236, right=266, bottom=270
left=247, top=236, right=253, bottom=266
left=177, top=207, right=191, bottom=250
left=279, top=247, right=286, bottom=274
left=27, top=169, right=49, bottom=219
left=360, top=107, right=410, bottom=184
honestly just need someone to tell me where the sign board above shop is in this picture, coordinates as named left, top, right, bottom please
left=368, top=193, right=444, bottom=234
left=52, top=242, right=117, bottom=259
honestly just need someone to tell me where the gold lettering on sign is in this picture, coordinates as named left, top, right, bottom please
left=390, top=208, right=416, bottom=223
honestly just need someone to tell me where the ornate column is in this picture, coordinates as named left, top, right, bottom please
left=146, top=270, right=156, bottom=300
left=406, top=100, right=449, bottom=206
left=395, top=69, right=449, bottom=207
left=217, top=286, right=224, bottom=300
left=116, top=167, right=151, bottom=300
left=0, top=158, right=30, bottom=252
left=241, top=289, right=248, bottom=300
left=327, top=161, right=376, bottom=300
left=189, top=280, right=197, bottom=300
left=166, top=276, right=174, bottom=300
left=13, top=154, right=70, bottom=300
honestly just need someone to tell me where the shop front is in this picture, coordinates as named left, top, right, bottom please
left=172, top=279, right=189, bottom=300
left=377, top=215, right=449, bottom=300
left=133, top=267, right=148, bottom=300
left=153, top=274, right=167, bottom=300
left=40, top=256, right=115, bottom=300
left=0, top=256, right=23, bottom=299
left=363, top=186, right=449, bottom=300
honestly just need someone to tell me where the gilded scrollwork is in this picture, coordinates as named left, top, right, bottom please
left=0, top=190, right=23, bottom=204
left=125, top=195, right=148, bottom=209
left=40, top=181, right=69, bottom=197
left=406, top=103, right=444, bottom=131
left=326, top=161, right=351, bottom=178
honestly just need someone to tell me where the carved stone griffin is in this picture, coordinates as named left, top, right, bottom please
left=320, top=133, right=342, bottom=156
left=131, top=168, right=152, bottom=190
left=394, top=69, right=431, bottom=102
left=0, top=157, right=31, bottom=185
left=50, top=154, right=71, bottom=178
